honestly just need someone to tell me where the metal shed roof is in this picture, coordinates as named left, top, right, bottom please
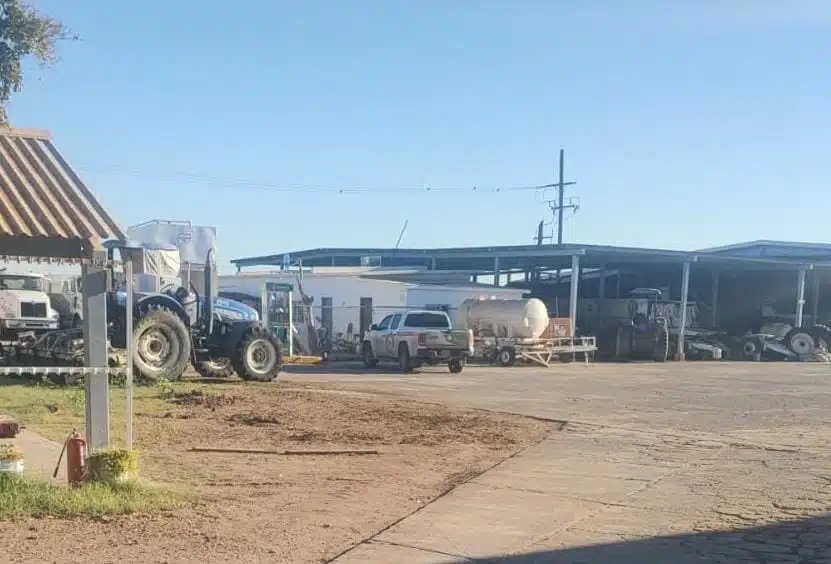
left=232, top=243, right=831, bottom=273
left=0, top=127, right=125, bottom=260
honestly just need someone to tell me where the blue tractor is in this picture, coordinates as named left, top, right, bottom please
left=104, top=241, right=282, bottom=382
left=613, top=288, right=670, bottom=362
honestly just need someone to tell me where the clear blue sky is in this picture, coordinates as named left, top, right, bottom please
left=9, top=0, right=831, bottom=272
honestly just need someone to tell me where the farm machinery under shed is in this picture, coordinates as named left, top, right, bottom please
left=1, top=241, right=283, bottom=382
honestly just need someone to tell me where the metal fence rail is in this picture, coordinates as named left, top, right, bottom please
left=0, top=366, right=118, bottom=376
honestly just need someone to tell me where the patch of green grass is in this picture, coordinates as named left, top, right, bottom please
left=0, top=379, right=208, bottom=444
left=0, top=473, right=184, bottom=519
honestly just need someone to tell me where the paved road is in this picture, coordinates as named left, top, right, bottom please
left=285, top=362, right=831, bottom=563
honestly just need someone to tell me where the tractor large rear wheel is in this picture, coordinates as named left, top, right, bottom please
left=233, top=328, right=283, bottom=382
left=652, top=326, right=669, bottom=362
left=133, top=309, right=191, bottom=382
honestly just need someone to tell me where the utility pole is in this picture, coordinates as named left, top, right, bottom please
left=552, top=149, right=578, bottom=246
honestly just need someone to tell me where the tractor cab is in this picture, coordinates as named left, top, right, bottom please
left=627, top=288, right=667, bottom=332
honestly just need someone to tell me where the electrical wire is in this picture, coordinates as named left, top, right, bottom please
left=76, top=163, right=550, bottom=195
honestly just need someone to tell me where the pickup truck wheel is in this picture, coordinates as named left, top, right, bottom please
left=498, top=346, right=516, bottom=367
left=448, top=357, right=464, bottom=374
left=398, top=343, right=413, bottom=373
left=362, top=342, right=378, bottom=368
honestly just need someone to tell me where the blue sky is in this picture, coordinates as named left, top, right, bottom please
left=8, top=0, right=831, bottom=272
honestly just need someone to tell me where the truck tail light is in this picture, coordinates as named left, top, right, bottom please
left=418, top=333, right=427, bottom=346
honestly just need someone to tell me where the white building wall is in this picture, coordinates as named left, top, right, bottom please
left=218, top=272, right=410, bottom=337
left=219, top=272, right=528, bottom=335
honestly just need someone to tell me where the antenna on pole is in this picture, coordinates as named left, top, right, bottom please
left=394, top=220, right=409, bottom=250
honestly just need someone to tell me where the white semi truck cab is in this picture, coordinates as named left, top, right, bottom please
left=0, top=272, right=59, bottom=340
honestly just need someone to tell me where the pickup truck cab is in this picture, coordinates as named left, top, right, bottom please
left=362, top=309, right=473, bottom=373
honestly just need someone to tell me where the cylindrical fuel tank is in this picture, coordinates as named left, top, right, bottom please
left=457, top=298, right=550, bottom=339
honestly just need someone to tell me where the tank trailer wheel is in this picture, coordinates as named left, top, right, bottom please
left=194, top=357, right=235, bottom=379
left=233, top=327, right=283, bottom=382
left=498, top=347, right=517, bottom=367
left=132, top=309, right=191, bottom=382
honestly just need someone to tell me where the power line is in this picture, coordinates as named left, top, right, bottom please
left=77, top=163, right=550, bottom=195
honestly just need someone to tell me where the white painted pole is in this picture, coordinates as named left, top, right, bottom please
left=288, top=290, right=294, bottom=358
left=568, top=255, right=580, bottom=336
left=796, top=268, right=807, bottom=327
left=125, top=258, right=134, bottom=450
left=677, top=261, right=691, bottom=361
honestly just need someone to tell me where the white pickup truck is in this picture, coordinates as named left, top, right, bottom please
left=361, top=309, right=474, bottom=373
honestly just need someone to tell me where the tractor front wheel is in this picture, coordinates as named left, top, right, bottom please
left=233, top=328, right=283, bottom=382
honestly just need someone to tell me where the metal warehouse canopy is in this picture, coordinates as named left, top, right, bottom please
left=233, top=243, right=831, bottom=273
left=0, top=127, right=124, bottom=261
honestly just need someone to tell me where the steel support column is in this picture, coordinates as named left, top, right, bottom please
left=711, top=271, right=719, bottom=327
left=811, top=273, right=820, bottom=327
left=676, top=261, right=691, bottom=361
left=569, top=255, right=580, bottom=335
left=82, top=250, right=110, bottom=449
left=796, top=268, right=807, bottom=327
left=598, top=266, right=606, bottom=299
left=493, top=257, right=501, bottom=287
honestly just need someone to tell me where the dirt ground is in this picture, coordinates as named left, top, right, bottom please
left=0, top=379, right=551, bottom=564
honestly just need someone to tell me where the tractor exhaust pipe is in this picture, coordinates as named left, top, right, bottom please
left=204, top=249, right=216, bottom=334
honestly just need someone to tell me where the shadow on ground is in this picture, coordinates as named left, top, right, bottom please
left=460, top=513, right=831, bottom=563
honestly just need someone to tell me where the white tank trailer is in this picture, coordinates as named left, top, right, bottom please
left=456, top=297, right=596, bottom=367
left=457, top=298, right=550, bottom=339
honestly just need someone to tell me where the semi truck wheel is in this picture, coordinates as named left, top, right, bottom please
left=133, top=309, right=191, bottom=382
left=233, top=328, right=283, bottom=382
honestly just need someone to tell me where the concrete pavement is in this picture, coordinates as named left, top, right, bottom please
left=284, top=362, right=831, bottom=563
left=1, top=428, right=64, bottom=483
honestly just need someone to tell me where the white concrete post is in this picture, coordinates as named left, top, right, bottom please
left=569, top=255, right=580, bottom=335
left=288, top=290, right=294, bottom=358
left=796, top=268, right=807, bottom=327
left=83, top=250, right=110, bottom=449
left=677, top=261, right=691, bottom=361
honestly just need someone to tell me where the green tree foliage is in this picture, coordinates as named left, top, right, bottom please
left=0, top=0, right=74, bottom=124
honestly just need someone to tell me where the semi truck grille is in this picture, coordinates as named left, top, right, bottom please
left=21, top=302, right=47, bottom=318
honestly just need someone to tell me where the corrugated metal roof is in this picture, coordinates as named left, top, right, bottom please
left=0, top=127, right=124, bottom=256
